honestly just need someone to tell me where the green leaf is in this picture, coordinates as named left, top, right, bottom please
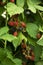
left=37, top=35, right=43, bottom=46
left=2, top=58, right=15, bottom=65
left=41, top=48, right=43, bottom=60
left=27, top=0, right=36, bottom=13
left=0, top=48, right=22, bottom=65
left=18, top=32, right=27, bottom=43
left=7, top=3, right=24, bottom=17
left=6, top=50, right=22, bottom=65
left=16, top=0, right=25, bottom=7
left=13, top=38, right=19, bottom=49
left=34, top=45, right=42, bottom=61
left=0, top=27, right=9, bottom=36
left=26, top=23, right=39, bottom=39
left=39, top=26, right=43, bottom=33
left=35, top=61, right=43, bottom=65
left=0, top=34, right=17, bottom=42
left=35, top=5, right=43, bottom=11
left=13, top=32, right=27, bottom=48
left=27, top=36, right=36, bottom=46
left=30, top=0, right=41, bottom=4
left=13, top=58, right=22, bottom=65
left=6, top=50, right=13, bottom=60
left=0, top=48, right=15, bottom=65
left=0, top=48, right=6, bottom=61
left=17, top=32, right=27, bottom=46
left=27, top=0, right=43, bottom=13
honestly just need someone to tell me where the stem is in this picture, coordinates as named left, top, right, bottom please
left=4, top=0, right=8, bottom=49
left=4, top=40, right=7, bottom=49
left=5, top=11, right=8, bottom=28
left=5, top=0, right=8, bottom=26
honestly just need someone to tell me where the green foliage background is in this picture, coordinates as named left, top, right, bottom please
left=0, top=0, right=43, bottom=65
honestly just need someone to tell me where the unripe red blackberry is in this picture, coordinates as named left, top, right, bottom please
left=8, top=21, right=15, bottom=26
left=13, top=31, right=18, bottom=36
left=10, top=0, right=15, bottom=3
left=21, top=22, right=26, bottom=28
left=36, top=33, right=41, bottom=39
left=21, top=43, right=26, bottom=49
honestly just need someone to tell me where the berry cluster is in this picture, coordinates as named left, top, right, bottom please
left=8, top=20, right=26, bottom=27
left=21, top=40, right=35, bottom=61
left=8, top=20, right=26, bottom=36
